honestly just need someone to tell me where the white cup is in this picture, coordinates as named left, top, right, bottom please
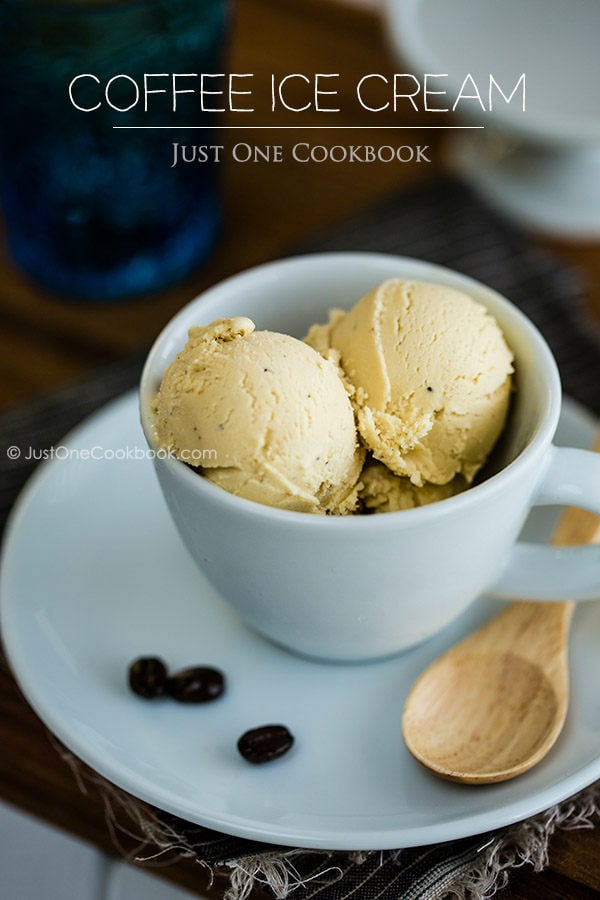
left=140, top=253, right=600, bottom=662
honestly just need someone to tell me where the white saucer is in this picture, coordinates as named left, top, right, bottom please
left=2, top=392, right=599, bottom=851
left=447, top=133, right=600, bottom=239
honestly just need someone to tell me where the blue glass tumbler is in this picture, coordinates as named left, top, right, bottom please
left=0, top=0, right=227, bottom=300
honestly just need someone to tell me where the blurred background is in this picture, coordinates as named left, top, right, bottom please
left=1, top=0, right=598, bottom=411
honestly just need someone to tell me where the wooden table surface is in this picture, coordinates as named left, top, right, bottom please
left=1, top=0, right=599, bottom=897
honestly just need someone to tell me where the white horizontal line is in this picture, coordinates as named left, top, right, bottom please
left=112, top=125, right=484, bottom=130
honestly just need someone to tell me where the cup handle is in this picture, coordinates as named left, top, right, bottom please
left=489, top=445, right=600, bottom=601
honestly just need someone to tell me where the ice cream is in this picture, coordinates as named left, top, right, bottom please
left=153, top=278, right=514, bottom=516
left=305, top=280, right=513, bottom=487
left=153, top=317, right=364, bottom=514
left=359, top=459, right=467, bottom=514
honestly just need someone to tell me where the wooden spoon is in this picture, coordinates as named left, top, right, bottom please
left=402, top=433, right=600, bottom=784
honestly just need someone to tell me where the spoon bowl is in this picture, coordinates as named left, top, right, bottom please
left=403, top=605, right=572, bottom=783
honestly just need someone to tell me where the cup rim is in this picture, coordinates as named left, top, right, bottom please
left=140, top=251, right=562, bottom=530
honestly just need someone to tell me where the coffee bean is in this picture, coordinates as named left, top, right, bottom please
left=167, top=667, right=225, bottom=703
left=128, top=657, right=168, bottom=698
left=237, top=724, right=294, bottom=764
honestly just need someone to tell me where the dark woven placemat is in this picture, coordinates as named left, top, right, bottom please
left=1, top=178, right=599, bottom=900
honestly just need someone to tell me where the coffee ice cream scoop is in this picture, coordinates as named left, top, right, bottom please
left=153, top=317, right=364, bottom=514
left=306, top=280, right=513, bottom=486
left=359, top=460, right=467, bottom=514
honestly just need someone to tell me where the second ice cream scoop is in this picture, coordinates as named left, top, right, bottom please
left=306, top=279, right=514, bottom=486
